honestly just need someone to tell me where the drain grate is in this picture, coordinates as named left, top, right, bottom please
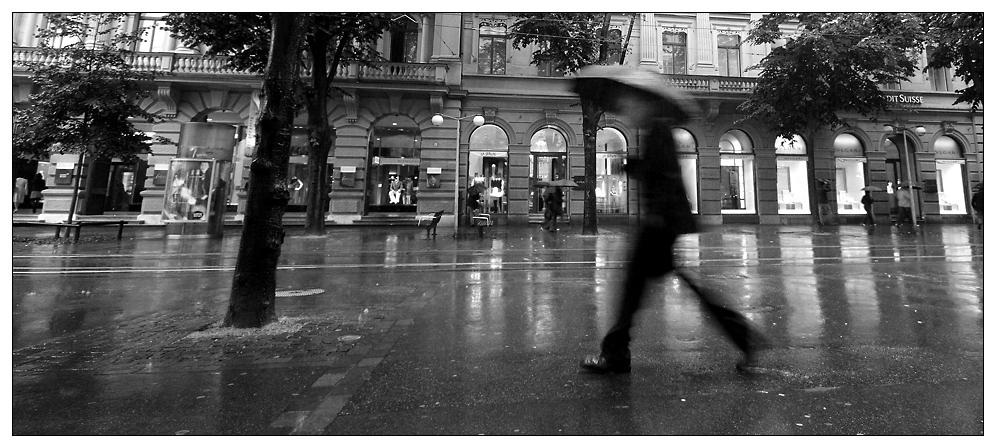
left=275, top=288, right=325, bottom=297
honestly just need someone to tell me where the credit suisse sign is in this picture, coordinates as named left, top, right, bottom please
left=885, top=94, right=924, bottom=105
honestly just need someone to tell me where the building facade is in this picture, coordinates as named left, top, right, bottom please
left=12, top=13, right=984, bottom=227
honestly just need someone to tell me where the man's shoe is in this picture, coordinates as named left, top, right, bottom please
left=579, top=354, right=631, bottom=374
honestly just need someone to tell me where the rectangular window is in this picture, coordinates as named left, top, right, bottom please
left=777, top=158, right=810, bottom=214
left=661, top=32, right=687, bottom=75
left=596, top=154, right=627, bottom=214
left=478, top=24, right=507, bottom=75
left=717, top=34, right=741, bottom=77
left=936, top=161, right=966, bottom=214
left=138, top=13, right=171, bottom=52
left=926, top=47, right=952, bottom=92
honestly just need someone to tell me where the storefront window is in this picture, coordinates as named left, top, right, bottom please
left=775, top=135, right=810, bottom=214
left=367, top=116, right=421, bottom=213
left=595, top=128, right=627, bottom=214
left=719, top=130, right=755, bottom=214
left=672, top=128, right=698, bottom=213
left=833, top=133, right=867, bottom=215
left=934, top=136, right=966, bottom=215
left=469, top=124, right=510, bottom=214
left=529, top=127, right=567, bottom=213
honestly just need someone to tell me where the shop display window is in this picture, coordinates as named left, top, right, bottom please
left=720, top=130, right=755, bottom=214
left=776, top=158, right=810, bottom=214
left=595, top=128, right=628, bottom=214
left=936, top=161, right=967, bottom=214
left=835, top=158, right=867, bottom=214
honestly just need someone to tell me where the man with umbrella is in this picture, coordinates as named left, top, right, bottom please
left=860, top=185, right=883, bottom=226
left=574, top=65, right=767, bottom=374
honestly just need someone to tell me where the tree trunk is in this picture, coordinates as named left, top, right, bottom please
left=303, top=31, right=333, bottom=235
left=580, top=95, right=603, bottom=235
left=224, top=13, right=304, bottom=328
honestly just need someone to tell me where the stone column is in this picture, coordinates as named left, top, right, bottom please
left=639, top=13, right=659, bottom=69
left=693, top=13, right=716, bottom=73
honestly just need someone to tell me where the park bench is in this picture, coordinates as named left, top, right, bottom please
left=416, top=210, right=445, bottom=239
left=471, top=213, right=492, bottom=238
left=13, top=219, right=138, bottom=243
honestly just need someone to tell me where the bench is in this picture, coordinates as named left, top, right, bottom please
left=471, top=213, right=492, bottom=238
left=13, top=220, right=135, bottom=243
left=416, top=210, right=445, bottom=239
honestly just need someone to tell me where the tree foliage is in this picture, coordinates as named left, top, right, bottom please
left=739, top=13, right=928, bottom=139
left=920, top=13, right=983, bottom=110
left=13, top=13, right=170, bottom=162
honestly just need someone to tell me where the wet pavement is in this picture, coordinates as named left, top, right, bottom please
left=11, top=222, right=985, bottom=435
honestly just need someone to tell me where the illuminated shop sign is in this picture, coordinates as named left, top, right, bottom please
left=885, top=94, right=923, bottom=105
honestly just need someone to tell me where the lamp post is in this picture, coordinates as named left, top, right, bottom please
left=884, top=123, right=927, bottom=227
left=432, top=113, right=485, bottom=237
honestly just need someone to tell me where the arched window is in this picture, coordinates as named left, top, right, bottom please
left=595, top=128, right=627, bottom=214
left=672, top=128, right=698, bottom=213
left=833, top=133, right=867, bottom=215
left=469, top=124, right=510, bottom=214
left=933, top=135, right=967, bottom=214
left=529, top=127, right=568, bottom=213
left=719, top=130, right=755, bottom=213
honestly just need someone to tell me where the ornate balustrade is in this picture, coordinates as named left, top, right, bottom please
left=14, top=47, right=448, bottom=84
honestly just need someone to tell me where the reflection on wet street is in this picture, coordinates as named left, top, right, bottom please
left=12, top=224, right=984, bottom=435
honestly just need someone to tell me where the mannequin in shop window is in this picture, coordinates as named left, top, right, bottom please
left=489, top=165, right=504, bottom=213
left=389, top=176, right=403, bottom=204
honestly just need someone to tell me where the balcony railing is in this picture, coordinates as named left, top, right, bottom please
left=664, top=74, right=758, bottom=93
left=13, top=47, right=448, bottom=84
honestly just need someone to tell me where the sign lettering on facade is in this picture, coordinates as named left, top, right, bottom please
left=885, top=94, right=924, bottom=105
left=472, top=151, right=508, bottom=158
left=375, top=157, right=421, bottom=166
left=835, top=157, right=866, bottom=164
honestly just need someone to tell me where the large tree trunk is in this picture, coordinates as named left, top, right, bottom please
left=224, top=13, right=304, bottom=328
left=303, top=31, right=332, bottom=235
left=580, top=95, right=603, bottom=235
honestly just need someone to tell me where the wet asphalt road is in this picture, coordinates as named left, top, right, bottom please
left=11, top=222, right=985, bottom=435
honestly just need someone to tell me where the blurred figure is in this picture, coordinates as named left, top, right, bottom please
left=896, top=184, right=913, bottom=227
left=14, top=176, right=28, bottom=212
left=574, top=66, right=767, bottom=374
left=971, top=185, right=983, bottom=230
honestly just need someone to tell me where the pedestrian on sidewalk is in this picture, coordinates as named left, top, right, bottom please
left=861, top=191, right=875, bottom=226
left=542, top=186, right=563, bottom=232
left=971, top=185, right=983, bottom=229
left=575, top=66, right=767, bottom=374
left=29, top=173, right=46, bottom=213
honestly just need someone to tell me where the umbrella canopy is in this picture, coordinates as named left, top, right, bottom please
left=898, top=182, right=923, bottom=190
left=546, top=178, right=579, bottom=188
left=861, top=186, right=885, bottom=192
left=574, top=65, right=701, bottom=123
left=533, top=181, right=550, bottom=188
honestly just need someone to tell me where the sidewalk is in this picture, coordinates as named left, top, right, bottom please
left=12, top=222, right=985, bottom=435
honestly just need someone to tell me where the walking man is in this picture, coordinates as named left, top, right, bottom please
left=574, top=66, right=767, bottom=374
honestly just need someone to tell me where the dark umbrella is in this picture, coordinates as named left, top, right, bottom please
left=533, top=181, right=550, bottom=188
left=574, top=65, right=701, bottom=122
left=861, top=186, right=885, bottom=192
left=546, top=178, right=579, bottom=188
left=899, top=182, right=923, bottom=190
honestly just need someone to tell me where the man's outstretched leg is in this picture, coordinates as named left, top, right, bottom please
left=677, top=271, right=769, bottom=370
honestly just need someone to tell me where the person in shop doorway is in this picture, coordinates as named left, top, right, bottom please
left=574, top=65, right=768, bottom=375
left=402, top=176, right=414, bottom=205
left=29, top=173, right=47, bottom=213
left=466, top=184, right=482, bottom=224
left=895, top=184, right=914, bottom=228
left=861, top=190, right=875, bottom=226
left=971, top=185, right=983, bottom=230
left=541, top=186, right=563, bottom=232
left=14, top=176, right=28, bottom=213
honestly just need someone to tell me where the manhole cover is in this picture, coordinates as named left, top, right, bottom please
left=275, top=288, right=325, bottom=297
left=338, top=335, right=362, bottom=342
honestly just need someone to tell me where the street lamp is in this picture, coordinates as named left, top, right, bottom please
left=883, top=123, right=927, bottom=227
left=432, top=113, right=485, bottom=237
